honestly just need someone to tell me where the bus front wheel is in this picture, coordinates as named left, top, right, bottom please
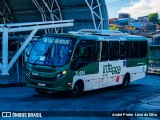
left=69, top=81, right=84, bottom=97
left=121, top=74, right=130, bottom=88
left=35, top=88, right=49, bottom=95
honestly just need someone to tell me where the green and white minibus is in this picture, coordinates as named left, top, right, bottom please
left=26, top=29, right=149, bottom=96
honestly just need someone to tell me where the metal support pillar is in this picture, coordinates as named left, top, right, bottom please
left=7, top=29, right=38, bottom=72
left=2, top=28, right=9, bottom=75
left=0, top=63, right=3, bottom=71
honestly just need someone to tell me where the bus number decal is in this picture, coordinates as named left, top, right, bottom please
left=75, top=71, right=85, bottom=76
left=103, top=63, right=121, bottom=75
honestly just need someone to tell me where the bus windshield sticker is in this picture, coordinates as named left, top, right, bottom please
left=103, top=63, right=121, bottom=76
left=40, top=56, right=46, bottom=61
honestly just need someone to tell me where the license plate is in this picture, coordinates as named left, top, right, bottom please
left=32, top=72, right=38, bottom=76
left=38, top=83, right=46, bottom=87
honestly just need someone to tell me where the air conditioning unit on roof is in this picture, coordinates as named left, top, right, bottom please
left=78, top=29, right=128, bottom=36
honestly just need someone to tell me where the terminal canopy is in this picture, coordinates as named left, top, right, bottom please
left=0, top=0, right=109, bottom=75
left=0, top=0, right=109, bottom=33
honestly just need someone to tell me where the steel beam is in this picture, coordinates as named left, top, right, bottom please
left=1, top=28, right=9, bottom=75
left=0, top=20, right=73, bottom=27
left=7, top=29, right=38, bottom=72
left=32, top=0, right=63, bottom=33
left=85, top=0, right=103, bottom=29
left=8, top=22, right=73, bottom=32
left=0, top=0, right=13, bottom=24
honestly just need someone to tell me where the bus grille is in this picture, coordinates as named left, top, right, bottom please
left=29, top=75, right=56, bottom=81
left=31, top=67, right=56, bottom=73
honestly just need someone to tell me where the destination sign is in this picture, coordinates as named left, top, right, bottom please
left=54, top=39, right=71, bottom=44
left=43, top=38, right=54, bottom=43
left=42, top=37, right=71, bottom=45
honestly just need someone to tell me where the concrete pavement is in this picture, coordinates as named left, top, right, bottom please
left=0, top=74, right=159, bottom=119
left=123, top=94, right=160, bottom=120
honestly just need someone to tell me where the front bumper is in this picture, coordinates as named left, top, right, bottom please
left=25, top=74, right=72, bottom=91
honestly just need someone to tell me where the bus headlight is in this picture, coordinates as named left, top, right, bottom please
left=55, top=70, right=67, bottom=80
left=62, top=70, right=67, bottom=75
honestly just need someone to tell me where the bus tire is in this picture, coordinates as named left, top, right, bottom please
left=121, top=74, right=130, bottom=88
left=35, top=88, right=49, bottom=95
left=69, top=81, right=84, bottom=97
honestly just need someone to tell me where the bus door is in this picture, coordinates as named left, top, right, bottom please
left=71, top=40, right=99, bottom=90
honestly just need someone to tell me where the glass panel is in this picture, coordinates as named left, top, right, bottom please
left=109, top=41, right=119, bottom=61
left=101, top=41, right=108, bottom=61
left=139, top=41, right=148, bottom=57
left=75, top=41, right=96, bottom=63
left=120, top=41, right=129, bottom=59
left=131, top=41, right=139, bottom=58
left=28, top=37, right=76, bottom=67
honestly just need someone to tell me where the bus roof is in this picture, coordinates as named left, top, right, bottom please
left=149, top=45, right=160, bottom=50
left=44, top=29, right=147, bottom=41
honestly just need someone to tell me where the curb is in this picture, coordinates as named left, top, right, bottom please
left=0, top=83, right=26, bottom=88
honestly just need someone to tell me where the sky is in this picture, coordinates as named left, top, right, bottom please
left=106, top=0, right=160, bottom=19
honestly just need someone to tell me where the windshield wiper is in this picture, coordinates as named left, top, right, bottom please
left=43, top=39, right=56, bottom=67
left=31, top=46, right=54, bottom=66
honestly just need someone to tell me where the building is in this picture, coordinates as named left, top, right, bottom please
left=109, top=18, right=118, bottom=24
left=119, top=13, right=130, bottom=18
left=137, top=16, right=149, bottom=27
left=138, top=16, right=149, bottom=23
left=113, top=18, right=136, bottom=26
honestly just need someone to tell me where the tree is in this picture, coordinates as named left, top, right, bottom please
left=148, top=13, right=159, bottom=23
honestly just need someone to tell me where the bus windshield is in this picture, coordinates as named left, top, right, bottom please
left=28, top=37, right=76, bottom=67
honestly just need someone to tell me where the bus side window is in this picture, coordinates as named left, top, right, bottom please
left=77, top=41, right=96, bottom=63
left=120, top=41, right=130, bottom=59
left=131, top=41, right=139, bottom=58
left=101, top=41, right=108, bottom=61
left=139, top=41, right=147, bottom=57
left=109, top=41, right=119, bottom=61
left=120, top=41, right=126, bottom=59
left=71, top=40, right=96, bottom=70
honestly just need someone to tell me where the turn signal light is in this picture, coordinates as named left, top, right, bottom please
left=68, top=82, right=72, bottom=86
